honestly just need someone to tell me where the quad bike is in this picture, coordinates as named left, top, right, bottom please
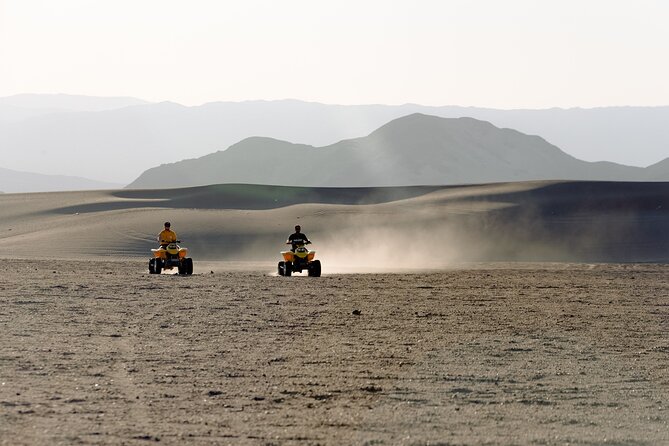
left=149, top=241, right=193, bottom=275
left=278, top=240, right=321, bottom=277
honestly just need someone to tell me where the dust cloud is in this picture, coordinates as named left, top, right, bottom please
left=314, top=222, right=471, bottom=273
left=307, top=206, right=585, bottom=273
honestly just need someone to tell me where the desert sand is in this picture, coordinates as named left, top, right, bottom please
left=1, top=181, right=668, bottom=444
left=1, top=181, right=668, bottom=264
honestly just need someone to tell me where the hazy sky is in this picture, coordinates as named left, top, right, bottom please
left=1, top=0, right=668, bottom=108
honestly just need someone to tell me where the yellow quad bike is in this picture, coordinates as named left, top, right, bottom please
left=278, top=240, right=321, bottom=277
left=149, top=241, right=193, bottom=275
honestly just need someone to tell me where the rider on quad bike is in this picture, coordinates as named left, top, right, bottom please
left=287, top=225, right=311, bottom=251
left=279, top=225, right=321, bottom=277
left=149, top=221, right=193, bottom=275
left=158, top=221, right=177, bottom=248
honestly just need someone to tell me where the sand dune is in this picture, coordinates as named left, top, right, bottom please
left=1, top=181, right=667, bottom=264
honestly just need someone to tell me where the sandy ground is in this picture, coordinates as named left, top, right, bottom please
left=1, top=260, right=668, bottom=445
left=1, top=181, right=668, bottom=444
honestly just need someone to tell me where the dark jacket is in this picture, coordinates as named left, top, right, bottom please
left=288, top=232, right=310, bottom=249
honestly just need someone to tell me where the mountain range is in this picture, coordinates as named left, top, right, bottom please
left=1, top=94, right=669, bottom=187
left=128, top=114, right=667, bottom=189
left=0, top=167, right=121, bottom=193
left=0, top=94, right=147, bottom=122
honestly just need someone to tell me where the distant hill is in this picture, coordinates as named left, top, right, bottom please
left=0, top=167, right=121, bottom=193
left=0, top=93, right=148, bottom=114
left=645, top=157, right=669, bottom=180
left=1, top=96, right=668, bottom=185
left=128, top=114, right=665, bottom=189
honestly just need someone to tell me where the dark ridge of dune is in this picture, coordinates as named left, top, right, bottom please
left=51, top=184, right=445, bottom=214
left=465, top=181, right=669, bottom=213
left=475, top=181, right=669, bottom=262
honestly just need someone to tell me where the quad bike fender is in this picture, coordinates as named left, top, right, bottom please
left=281, top=251, right=294, bottom=262
left=153, top=246, right=187, bottom=259
left=282, top=251, right=316, bottom=262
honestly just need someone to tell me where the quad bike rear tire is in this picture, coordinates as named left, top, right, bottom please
left=308, top=260, right=322, bottom=277
left=284, top=261, right=292, bottom=277
left=184, top=258, right=193, bottom=275
left=278, top=261, right=285, bottom=276
left=155, top=259, right=163, bottom=274
left=149, top=258, right=156, bottom=274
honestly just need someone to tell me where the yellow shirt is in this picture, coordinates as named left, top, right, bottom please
left=158, top=229, right=177, bottom=244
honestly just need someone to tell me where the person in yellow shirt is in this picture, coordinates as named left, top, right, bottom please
left=158, top=221, right=177, bottom=248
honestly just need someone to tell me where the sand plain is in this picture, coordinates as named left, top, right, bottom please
left=1, top=181, right=668, bottom=444
left=2, top=260, right=668, bottom=445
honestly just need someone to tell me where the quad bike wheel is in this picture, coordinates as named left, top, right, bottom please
left=278, top=261, right=285, bottom=276
left=177, top=258, right=193, bottom=275
left=149, top=258, right=163, bottom=274
left=284, top=261, right=292, bottom=277
left=308, top=260, right=322, bottom=277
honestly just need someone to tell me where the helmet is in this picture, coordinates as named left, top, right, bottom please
left=164, top=221, right=171, bottom=227
left=295, top=225, right=301, bottom=231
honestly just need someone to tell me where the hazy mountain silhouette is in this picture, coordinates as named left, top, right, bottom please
left=0, top=93, right=148, bottom=114
left=645, top=157, right=669, bottom=180
left=128, top=114, right=664, bottom=189
left=1, top=95, right=669, bottom=185
left=0, top=167, right=121, bottom=193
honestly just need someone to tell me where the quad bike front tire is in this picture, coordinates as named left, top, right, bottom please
left=278, top=261, right=285, bottom=276
left=149, top=258, right=156, bottom=274
left=308, top=260, right=322, bottom=277
left=284, top=261, right=292, bottom=277
left=154, top=259, right=163, bottom=274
